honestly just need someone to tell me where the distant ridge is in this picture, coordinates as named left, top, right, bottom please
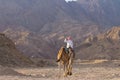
left=76, top=27, right=120, bottom=60
left=85, top=27, right=120, bottom=43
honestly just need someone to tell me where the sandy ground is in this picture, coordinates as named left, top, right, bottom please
left=0, top=60, right=120, bottom=80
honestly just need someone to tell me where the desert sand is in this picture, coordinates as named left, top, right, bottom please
left=0, top=60, right=120, bottom=80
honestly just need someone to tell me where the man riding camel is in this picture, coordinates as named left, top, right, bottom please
left=56, top=36, right=75, bottom=76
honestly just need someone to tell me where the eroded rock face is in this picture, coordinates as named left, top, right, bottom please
left=2, top=27, right=57, bottom=59
left=96, top=27, right=120, bottom=41
left=76, top=27, right=120, bottom=60
left=102, top=27, right=120, bottom=40
left=85, top=27, right=120, bottom=43
left=0, top=33, right=33, bottom=67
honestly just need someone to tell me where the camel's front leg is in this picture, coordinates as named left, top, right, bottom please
left=63, top=64, right=68, bottom=77
left=67, top=57, right=73, bottom=76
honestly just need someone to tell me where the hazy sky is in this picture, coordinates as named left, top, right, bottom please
left=65, top=0, right=77, bottom=2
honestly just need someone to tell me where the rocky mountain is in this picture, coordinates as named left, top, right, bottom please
left=0, top=33, right=32, bottom=66
left=2, top=26, right=57, bottom=59
left=76, top=0, right=120, bottom=27
left=0, top=0, right=101, bottom=35
left=85, top=27, right=120, bottom=43
left=0, top=0, right=120, bottom=33
left=76, top=27, right=120, bottom=60
left=0, top=0, right=120, bottom=59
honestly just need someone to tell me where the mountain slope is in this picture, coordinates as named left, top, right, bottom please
left=0, top=0, right=120, bottom=59
left=76, top=27, right=120, bottom=60
left=0, top=33, right=33, bottom=66
left=0, top=0, right=120, bottom=32
left=76, top=0, right=120, bottom=27
left=3, top=27, right=57, bottom=59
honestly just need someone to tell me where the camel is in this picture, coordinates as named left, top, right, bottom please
left=56, top=46, right=74, bottom=77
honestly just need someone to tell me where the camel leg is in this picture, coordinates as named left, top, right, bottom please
left=63, top=64, right=68, bottom=77
left=67, top=62, right=72, bottom=75
left=68, top=65, right=72, bottom=75
left=58, top=62, right=62, bottom=77
left=68, top=54, right=73, bottom=76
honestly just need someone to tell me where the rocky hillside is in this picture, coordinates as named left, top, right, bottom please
left=0, top=33, right=32, bottom=66
left=85, top=27, right=120, bottom=42
left=0, top=0, right=120, bottom=36
left=76, top=0, right=120, bottom=27
left=0, top=0, right=100, bottom=39
left=2, top=26, right=57, bottom=59
left=0, top=0, right=120, bottom=59
left=76, top=27, right=120, bottom=60
left=0, top=0, right=100, bottom=59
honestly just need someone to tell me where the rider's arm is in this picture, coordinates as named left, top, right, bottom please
left=64, top=38, right=67, bottom=43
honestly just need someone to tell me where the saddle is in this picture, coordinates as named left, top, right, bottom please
left=64, top=47, right=75, bottom=58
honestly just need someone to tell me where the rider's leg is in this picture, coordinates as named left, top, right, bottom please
left=65, top=47, right=69, bottom=53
